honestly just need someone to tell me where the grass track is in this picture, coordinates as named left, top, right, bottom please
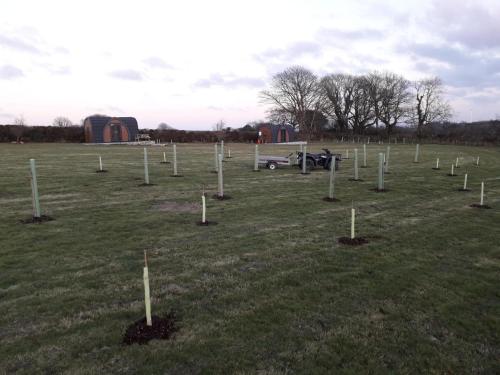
left=0, top=142, right=499, bottom=374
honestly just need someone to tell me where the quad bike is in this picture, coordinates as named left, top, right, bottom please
left=297, top=148, right=342, bottom=171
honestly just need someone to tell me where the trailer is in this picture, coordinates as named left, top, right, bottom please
left=258, top=153, right=295, bottom=170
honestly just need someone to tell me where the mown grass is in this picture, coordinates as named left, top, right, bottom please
left=0, top=142, right=499, bottom=374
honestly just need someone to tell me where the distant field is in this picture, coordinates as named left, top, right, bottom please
left=1, top=142, right=499, bottom=374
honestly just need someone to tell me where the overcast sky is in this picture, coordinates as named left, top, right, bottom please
left=1, top=0, right=499, bottom=129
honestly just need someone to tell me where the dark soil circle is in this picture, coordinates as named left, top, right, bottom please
left=253, top=170, right=261, bottom=172
left=370, top=188, right=389, bottom=193
left=458, top=189, right=471, bottom=192
left=123, top=312, right=179, bottom=345
left=348, top=178, right=364, bottom=181
left=170, top=175, right=184, bottom=178
left=300, top=172, right=311, bottom=175
left=338, top=237, right=369, bottom=246
left=447, top=174, right=457, bottom=177
left=212, top=194, right=232, bottom=200
left=160, top=161, right=170, bottom=164
left=470, top=204, right=492, bottom=209
left=432, top=168, right=440, bottom=170
left=20, top=215, right=54, bottom=224
left=323, top=197, right=340, bottom=202
left=196, top=221, right=218, bottom=226
left=96, top=170, right=108, bottom=173
left=138, top=183, right=155, bottom=186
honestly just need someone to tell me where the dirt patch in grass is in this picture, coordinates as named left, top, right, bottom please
left=447, top=174, right=457, bottom=177
left=154, top=202, right=200, bottom=213
left=458, top=189, right=471, bottom=192
left=96, top=170, right=108, bottom=173
left=212, top=194, right=232, bottom=200
left=123, top=312, right=179, bottom=345
left=323, top=197, right=340, bottom=202
left=138, top=183, right=155, bottom=186
left=470, top=204, right=492, bottom=209
left=370, top=188, right=389, bottom=193
left=338, top=237, right=369, bottom=246
left=20, top=215, right=54, bottom=224
left=348, top=178, right=364, bottom=181
left=196, top=221, right=218, bottom=226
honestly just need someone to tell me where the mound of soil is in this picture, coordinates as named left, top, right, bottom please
left=20, top=215, right=54, bottom=224
left=154, top=202, right=200, bottom=213
left=323, top=197, right=340, bottom=202
left=212, top=194, right=232, bottom=200
left=370, top=188, right=389, bottom=193
left=470, top=204, right=492, bottom=209
left=123, top=312, right=179, bottom=345
left=96, top=170, right=108, bottom=173
left=338, top=237, right=369, bottom=246
left=196, top=220, right=218, bottom=226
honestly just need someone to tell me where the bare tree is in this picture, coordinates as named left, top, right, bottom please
left=260, top=66, right=322, bottom=138
left=53, top=116, right=73, bottom=127
left=367, top=72, right=410, bottom=135
left=157, top=122, right=173, bottom=130
left=349, top=76, right=376, bottom=134
left=409, top=77, right=452, bottom=138
left=212, top=120, right=226, bottom=131
left=319, top=74, right=356, bottom=132
left=13, top=115, right=26, bottom=126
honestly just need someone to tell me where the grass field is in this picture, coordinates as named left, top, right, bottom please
left=1, top=142, right=499, bottom=374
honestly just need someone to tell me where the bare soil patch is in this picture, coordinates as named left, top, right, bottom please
left=154, top=202, right=200, bottom=213
left=470, top=204, right=492, bottom=209
left=20, top=215, right=54, bottom=224
left=338, top=237, right=369, bottom=246
left=123, top=312, right=179, bottom=345
left=323, top=197, right=340, bottom=202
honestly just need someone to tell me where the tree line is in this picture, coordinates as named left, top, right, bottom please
left=260, top=66, right=453, bottom=139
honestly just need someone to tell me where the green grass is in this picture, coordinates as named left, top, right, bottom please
left=0, top=142, right=499, bottom=374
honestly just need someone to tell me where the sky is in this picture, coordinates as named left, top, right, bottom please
left=1, top=0, right=499, bottom=129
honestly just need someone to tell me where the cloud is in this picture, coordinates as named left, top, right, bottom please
left=194, top=73, right=265, bottom=89
left=427, top=0, right=500, bottom=50
left=109, top=69, right=143, bottom=81
left=402, top=42, right=500, bottom=88
left=256, top=41, right=322, bottom=62
left=0, top=34, right=41, bottom=54
left=143, top=56, right=174, bottom=69
left=316, top=27, right=386, bottom=43
left=0, top=65, right=24, bottom=80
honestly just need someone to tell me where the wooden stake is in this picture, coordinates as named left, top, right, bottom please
left=363, top=144, right=367, bottom=167
left=254, top=144, right=259, bottom=171
left=30, top=159, right=41, bottom=218
left=214, top=144, right=218, bottom=172
left=451, top=164, right=455, bottom=176
left=378, top=153, right=384, bottom=190
left=220, top=140, right=224, bottom=161
left=455, top=157, right=459, bottom=168
left=143, top=148, right=149, bottom=184
left=202, top=194, right=206, bottom=223
left=301, top=145, right=307, bottom=174
left=476, top=156, right=480, bottom=166
left=328, top=157, right=336, bottom=199
left=228, top=148, right=231, bottom=158
left=163, top=152, right=167, bottom=163
left=436, top=158, right=440, bottom=169
left=354, top=148, right=359, bottom=180
left=173, top=144, right=178, bottom=176
left=480, top=182, right=484, bottom=206
left=351, top=207, right=355, bottom=239
left=414, top=144, right=420, bottom=163
left=143, top=250, right=152, bottom=326
left=384, top=146, right=390, bottom=173
left=99, top=156, right=103, bottom=171
left=463, top=173, right=468, bottom=190
left=218, top=153, right=224, bottom=197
